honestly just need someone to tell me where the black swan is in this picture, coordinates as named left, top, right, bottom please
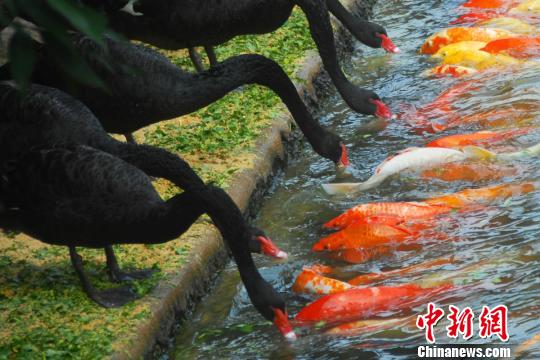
left=0, top=81, right=286, bottom=260
left=0, top=145, right=295, bottom=338
left=1, top=34, right=368, bottom=167
left=81, top=0, right=394, bottom=117
left=186, top=0, right=399, bottom=69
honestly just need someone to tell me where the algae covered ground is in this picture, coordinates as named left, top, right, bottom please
left=0, top=9, right=315, bottom=359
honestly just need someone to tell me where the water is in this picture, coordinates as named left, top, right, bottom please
left=171, top=1, right=540, bottom=358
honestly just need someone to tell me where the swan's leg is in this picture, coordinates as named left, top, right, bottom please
left=205, top=46, right=219, bottom=67
left=104, top=245, right=155, bottom=282
left=69, top=246, right=139, bottom=308
left=124, top=133, right=137, bottom=144
left=188, top=47, right=206, bottom=72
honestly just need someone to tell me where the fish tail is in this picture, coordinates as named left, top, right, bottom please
left=322, top=176, right=386, bottom=195
left=462, top=145, right=497, bottom=160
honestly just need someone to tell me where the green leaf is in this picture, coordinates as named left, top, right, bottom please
left=47, top=0, right=107, bottom=46
left=8, top=28, right=36, bottom=91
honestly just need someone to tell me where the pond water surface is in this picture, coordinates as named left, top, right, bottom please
left=170, top=0, right=540, bottom=358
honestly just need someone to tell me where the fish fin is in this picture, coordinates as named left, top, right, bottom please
left=463, top=145, right=496, bottom=160
left=322, top=183, right=361, bottom=195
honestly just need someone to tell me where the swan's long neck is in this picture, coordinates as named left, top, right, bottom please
left=326, top=0, right=370, bottom=44
left=185, top=55, right=332, bottom=157
left=294, top=0, right=355, bottom=103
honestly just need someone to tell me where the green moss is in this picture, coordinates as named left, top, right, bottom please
left=0, top=8, right=315, bottom=359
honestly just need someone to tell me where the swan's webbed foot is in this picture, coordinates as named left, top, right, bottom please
left=69, top=246, right=139, bottom=308
left=104, top=245, right=155, bottom=283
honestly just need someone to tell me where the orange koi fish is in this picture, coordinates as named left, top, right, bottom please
left=450, top=12, right=502, bottom=25
left=313, top=223, right=415, bottom=251
left=422, top=162, right=518, bottom=182
left=348, top=257, right=456, bottom=286
left=326, top=316, right=417, bottom=336
left=292, top=267, right=352, bottom=295
left=403, top=82, right=479, bottom=127
left=432, top=106, right=533, bottom=132
left=324, top=202, right=452, bottom=230
left=481, top=36, right=540, bottom=58
left=424, top=182, right=536, bottom=208
left=462, top=0, right=520, bottom=9
left=295, top=284, right=453, bottom=324
left=425, top=64, right=478, bottom=77
left=420, top=27, right=515, bottom=54
left=426, top=129, right=530, bottom=148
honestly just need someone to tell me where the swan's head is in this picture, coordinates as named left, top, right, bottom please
left=249, top=227, right=288, bottom=259
left=250, top=280, right=297, bottom=340
left=344, top=87, right=394, bottom=119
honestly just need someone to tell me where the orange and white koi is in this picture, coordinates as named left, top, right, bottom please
left=420, top=27, right=516, bottom=54
left=424, top=64, right=478, bottom=77
left=426, top=129, right=531, bottom=148
left=292, top=267, right=352, bottom=295
left=294, top=284, right=453, bottom=325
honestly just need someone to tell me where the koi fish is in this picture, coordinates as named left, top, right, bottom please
left=322, top=147, right=471, bottom=195
left=481, top=36, right=540, bottom=58
left=450, top=12, right=501, bottom=25
left=424, top=182, right=536, bottom=208
left=324, top=201, right=452, bottom=230
left=399, top=82, right=480, bottom=128
left=347, top=257, right=456, bottom=286
left=442, top=48, right=520, bottom=69
left=326, top=316, right=417, bottom=336
left=423, top=64, right=479, bottom=77
left=312, top=222, right=415, bottom=252
left=432, top=106, right=534, bottom=132
left=515, top=333, right=540, bottom=357
left=479, top=16, right=540, bottom=34
left=426, top=129, right=531, bottom=148
left=292, top=267, right=352, bottom=295
left=294, top=284, right=453, bottom=324
left=433, top=41, right=488, bottom=59
left=509, top=0, right=540, bottom=15
left=464, top=142, right=540, bottom=160
left=462, top=0, right=520, bottom=8
left=422, top=162, right=518, bottom=182
left=420, top=27, right=516, bottom=54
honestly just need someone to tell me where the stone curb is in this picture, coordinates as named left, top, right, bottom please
left=112, top=1, right=376, bottom=358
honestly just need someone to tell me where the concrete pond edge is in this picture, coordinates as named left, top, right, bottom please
left=113, top=1, right=377, bottom=358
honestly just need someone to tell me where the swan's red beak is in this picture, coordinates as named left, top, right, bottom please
left=338, top=144, right=350, bottom=169
left=371, top=99, right=394, bottom=119
left=257, top=236, right=288, bottom=259
left=273, top=308, right=297, bottom=340
left=377, top=33, right=400, bottom=53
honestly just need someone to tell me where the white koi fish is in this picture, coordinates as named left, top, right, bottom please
left=323, top=142, right=540, bottom=195
left=322, top=147, right=469, bottom=195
